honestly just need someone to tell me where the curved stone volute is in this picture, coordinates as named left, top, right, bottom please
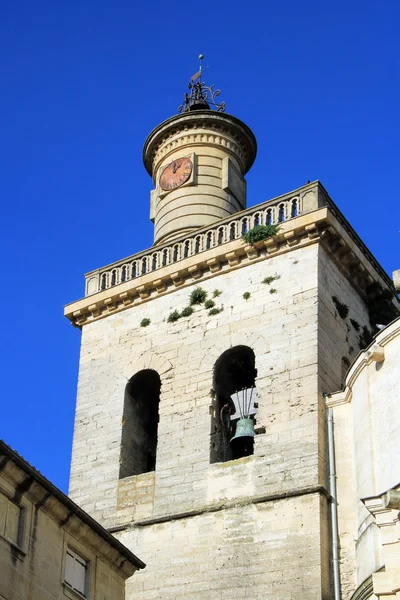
left=143, top=110, right=257, bottom=245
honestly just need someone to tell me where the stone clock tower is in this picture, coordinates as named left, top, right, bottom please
left=66, top=64, right=399, bottom=599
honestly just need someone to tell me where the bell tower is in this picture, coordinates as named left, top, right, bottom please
left=143, top=56, right=256, bottom=245
left=66, top=59, right=399, bottom=600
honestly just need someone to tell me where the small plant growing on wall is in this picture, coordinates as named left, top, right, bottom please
left=213, top=289, right=222, bottom=298
left=332, top=296, right=349, bottom=319
left=269, top=288, right=277, bottom=294
left=181, top=306, right=194, bottom=317
left=242, top=224, right=280, bottom=246
left=189, top=287, right=208, bottom=305
left=209, top=307, right=223, bottom=316
left=262, top=274, right=280, bottom=285
left=243, top=292, right=251, bottom=300
left=140, top=318, right=151, bottom=327
left=204, top=299, right=215, bottom=309
left=167, top=310, right=181, bottom=323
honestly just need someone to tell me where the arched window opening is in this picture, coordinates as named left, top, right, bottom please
left=173, top=245, right=179, bottom=262
left=162, top=249, right=168, bottom=266
left=206, top=232, right=212, bottom=250
left=111, top=269, right=117, bottom=286
left=131, top=262, right=137, bottom=279
left=266, top=209, right=272, bottom=225
left=100, top=273, right=107, bottom=290
left=241, top=219, right=248, bottom=235
left=210, top=346, right=258, bottom=464
left=152, top=254, right=158, bottom=271
left=254, top=213, right=260, bottom=227
left=278, top=203, right=285, bottom=223
left=184, top=240, right=190, bottom=258
left=121, top=265, right=127, bottom=283
left=218, top=228, right=224, bottom=245
left=291, top=199, right=299, bottom=218
left=141, top=259, right=147, bottom=276
left=195, top=236, right=201, bottom=254
left=230, top=223, right=236, bottom=240
left=119, top=369, right=161, bottom=478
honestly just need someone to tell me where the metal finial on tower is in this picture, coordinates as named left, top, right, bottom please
left=178, top=54, right=226, bottom=114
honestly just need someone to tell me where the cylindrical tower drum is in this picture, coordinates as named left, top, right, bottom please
left=143, top=110, right=257, bottom=246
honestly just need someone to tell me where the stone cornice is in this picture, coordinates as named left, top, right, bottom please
left=143, top=110, right=257, bottom=177
left=65, top=206, right=397, bottom=328
left=326, top=317, right=400, bottom=408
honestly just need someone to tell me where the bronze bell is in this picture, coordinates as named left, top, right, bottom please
left=230, top=417, right=256, bottom=442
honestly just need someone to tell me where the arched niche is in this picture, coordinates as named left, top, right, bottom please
left=119, top=369, right=161, bottom=479
left=210, top=345, right=257, bottom=464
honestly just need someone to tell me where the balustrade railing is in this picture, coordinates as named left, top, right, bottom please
left=85, top=192, right=306, bottom=296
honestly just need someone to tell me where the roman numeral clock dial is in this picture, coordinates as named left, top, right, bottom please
left=160, top=157, right=193, bottom=191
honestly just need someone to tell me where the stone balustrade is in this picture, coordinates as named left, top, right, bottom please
left=85, top=185, right=316, bottom=297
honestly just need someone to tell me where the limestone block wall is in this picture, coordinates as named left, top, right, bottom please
left=69, top=244, right=323, bottom=526
left=69, top=242, right=340, bottom=598
left=119, top=493, right=330, bottom=600
left=318, top=244, right=371, bottom=395
left=317, top=245, right=373, bottom=596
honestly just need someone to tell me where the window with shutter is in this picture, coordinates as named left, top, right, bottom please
left=64, top=548, right=88, bottom=597
left=0, top=491, right=21, bottom=546
left=5, top=501, right=20, bottom=544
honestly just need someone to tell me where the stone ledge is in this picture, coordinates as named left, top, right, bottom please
left=65, top=206, right=397, bottom=329
left=107, top=483, right=330, bottom=532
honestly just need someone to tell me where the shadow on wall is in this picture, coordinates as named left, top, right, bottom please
left=119, top=369, right=161, bottom=479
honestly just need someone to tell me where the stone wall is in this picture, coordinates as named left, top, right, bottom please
left=69, top=230, right=385, bottom=599
left=69, top=243, right=337, bottom=598
left=120, top=494, right=329, bottom=600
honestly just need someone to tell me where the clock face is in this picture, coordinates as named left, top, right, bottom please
left=160, top=157, right=193, bottom=192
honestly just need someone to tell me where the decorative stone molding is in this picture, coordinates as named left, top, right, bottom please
left=365, top=344, right=385, bottom=363
left=350, top=576, right=374, bottom=600
left=79, top=181, right=394, bottom=300
left=326, top=318, right=400, bottom=408
left=143, top=111, right=257, bottom=178
left=362, top=486, right=400, bottom=598
left=65, top=182, right=398, bottom=329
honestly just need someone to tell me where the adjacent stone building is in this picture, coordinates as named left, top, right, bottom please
left=327, top=300, right=400, bottom=600
left=0, top=440, right=144, bottom=600
left=65, top=69, right=400, bottom=599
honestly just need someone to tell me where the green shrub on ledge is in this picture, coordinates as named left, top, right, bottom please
left=242, top=224, right=280, bottom=246
left=209, top=307, right=223, bottom=316
left=189, top=287, right=208, bottom=305
left=167, top=310, right=181, bottom=323
left=204, top=299, right=215, bottom=309
left=181, top=306, right=194, bottom=317
left=140, top=318, right=151, bottom=327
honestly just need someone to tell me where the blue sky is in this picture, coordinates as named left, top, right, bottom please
left=1, top=0, right=399, bottom=492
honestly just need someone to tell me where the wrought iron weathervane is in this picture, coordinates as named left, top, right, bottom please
left=178, top=54, right=226, bottom=114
